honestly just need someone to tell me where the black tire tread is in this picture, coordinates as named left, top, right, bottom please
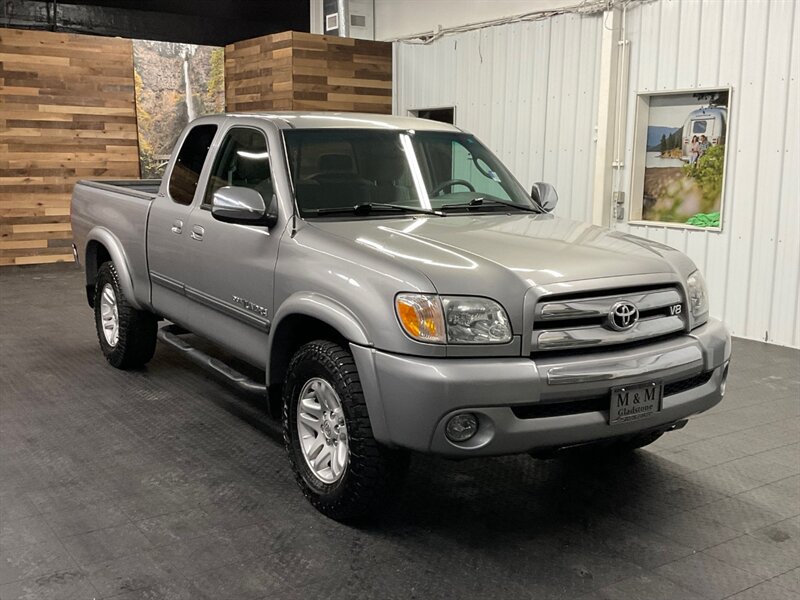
left=283, top=339, right=407, bottom=521
left=94, top=261, right=157, bottom=369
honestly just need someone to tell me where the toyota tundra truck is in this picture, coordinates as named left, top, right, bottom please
left=71, top=112, right=731, bottom=520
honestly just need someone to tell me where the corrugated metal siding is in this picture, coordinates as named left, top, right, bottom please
left=394, top=12, right=603, bottom=222
left=615, top=0, right=800, bottom=347
left=394, top=0, right=800, bottom=348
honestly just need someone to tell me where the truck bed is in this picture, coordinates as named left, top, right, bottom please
left=76, top=179, right=162, bottom=199
left=71, top=179, right=163, bottom=310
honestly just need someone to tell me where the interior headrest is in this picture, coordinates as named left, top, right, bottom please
left=236, top=155, right=269, bottom=182
left=319, top=153, right=354, bottom=173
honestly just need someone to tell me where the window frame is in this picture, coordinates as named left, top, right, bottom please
left=167, top=123, right=218, bottom=206
left=200, top=125, right=275, bottom=212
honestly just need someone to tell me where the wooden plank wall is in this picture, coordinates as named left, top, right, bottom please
left=226, top=31, right=391, bottom=114
left=0, top=28, right=140, bottom=266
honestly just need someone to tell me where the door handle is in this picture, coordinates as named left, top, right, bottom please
left=190, top=225, right=204, bottom=241
left=171, top=219, right=183, bottom=234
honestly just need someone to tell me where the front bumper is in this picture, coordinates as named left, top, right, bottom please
left=351, top=318, right=731, bottom=457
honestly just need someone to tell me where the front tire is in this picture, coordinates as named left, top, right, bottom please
left=93, top=262, right=157, bottom=369
left=283, top=340, right=408, bottom=521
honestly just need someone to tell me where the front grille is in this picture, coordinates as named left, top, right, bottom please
left=511, top=370, right=714, bottom=420
left=531, top=286, right=688, bottom=353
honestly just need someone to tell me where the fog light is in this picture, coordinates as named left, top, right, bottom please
left=445, top=413, right=478, bottom=442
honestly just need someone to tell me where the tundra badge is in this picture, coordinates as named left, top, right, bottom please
left=232, top=296, right=269, bottom=317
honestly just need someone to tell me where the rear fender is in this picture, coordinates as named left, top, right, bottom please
left=85, top=227, right=142, bottom=310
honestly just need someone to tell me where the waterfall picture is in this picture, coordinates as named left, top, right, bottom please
left=132, top=40, right=225, bottom=178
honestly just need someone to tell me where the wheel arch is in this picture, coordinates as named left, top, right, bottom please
left=84, top=228, right=141, bottom=310
left=268, top=294, right=370, bottom=385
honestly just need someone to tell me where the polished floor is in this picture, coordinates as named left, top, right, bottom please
left=1, top=264, right=798, bottom=600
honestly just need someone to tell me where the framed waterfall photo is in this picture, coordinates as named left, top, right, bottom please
left=132, top=40, right=225, bottom=179
left=629, top=88, right=731, bottom=230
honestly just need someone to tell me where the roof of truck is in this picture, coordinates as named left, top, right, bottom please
left=220, top=111, right=462, bottom=132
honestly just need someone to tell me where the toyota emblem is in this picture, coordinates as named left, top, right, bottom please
left=607, top=301, right=639, bottom=331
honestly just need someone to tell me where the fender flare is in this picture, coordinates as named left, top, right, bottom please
left=269, top=292, right=371, bottom=350
left=268, top=293, right=394, bottom=443
left=85, top=227, right=143, bottom=310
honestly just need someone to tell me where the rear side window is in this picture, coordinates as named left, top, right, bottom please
left=692, top=120, right=707, bottom=134
left=168, top=124, right=217, bottom=205
left=203, top=127, right=272, bottom=208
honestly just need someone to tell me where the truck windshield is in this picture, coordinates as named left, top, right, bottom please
left=283, top=129, right=537, bottom=217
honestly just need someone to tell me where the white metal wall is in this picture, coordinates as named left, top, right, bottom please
left=614, top=0, right=800, bottom=348
left=394, top=0, right=800, bottom=348
left=394, top=12, right=603, bottom=222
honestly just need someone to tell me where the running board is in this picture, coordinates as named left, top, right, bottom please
left=157, top=324, right=267, bottom=396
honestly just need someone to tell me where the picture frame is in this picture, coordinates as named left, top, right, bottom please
left=629, top=87, right=732, bottom=231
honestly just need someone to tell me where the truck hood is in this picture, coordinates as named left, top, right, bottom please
left=309, top=213, right=693, bottom=294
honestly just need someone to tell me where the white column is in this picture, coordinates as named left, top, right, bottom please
left=591, top=7, right=621, bottom=227
left=310, top=0, right=324, bottom=34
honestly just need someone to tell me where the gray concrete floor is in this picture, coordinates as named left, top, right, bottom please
left=1, top=264, right=798, bottom=600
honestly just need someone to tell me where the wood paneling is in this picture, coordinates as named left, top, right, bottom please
left=225, top=31, right=391, bottom=114
left=0, top=28, right=140, bottom=266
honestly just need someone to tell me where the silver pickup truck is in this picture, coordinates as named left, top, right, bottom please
left=71, top=112, right=731, bottom=520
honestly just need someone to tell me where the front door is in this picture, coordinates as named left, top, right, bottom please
left=181, top=125, right=283, bottom=368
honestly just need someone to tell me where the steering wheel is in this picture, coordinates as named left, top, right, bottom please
left=431, top=179, right=475, bottom=196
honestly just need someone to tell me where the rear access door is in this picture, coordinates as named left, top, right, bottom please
left=147, top=122, right=218, bottom=332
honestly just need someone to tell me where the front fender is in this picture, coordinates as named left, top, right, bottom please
left=86, top=227, right=143, bottom=310
left=268, top=293, right=393, bottom=442
left=270, top=292, right=371, bottom=347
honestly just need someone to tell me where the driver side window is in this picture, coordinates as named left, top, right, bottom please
left=422, top=136, right=511, bottom=200
left=203, top=127, right=273, bottom=208
left=451, top=141, right=511, bottom=200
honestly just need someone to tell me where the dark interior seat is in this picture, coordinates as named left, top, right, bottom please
left=235, top=151, right=273, bottom=201
left=306, top=153, right=375, bottom=209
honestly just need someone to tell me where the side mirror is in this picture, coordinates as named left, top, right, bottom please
left=211, top=186, right=278, bottom=227
left=531, top=182, right=558, bottom=213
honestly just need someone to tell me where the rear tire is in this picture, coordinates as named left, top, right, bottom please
left=283, top=340, right=408, bottom=521
left=94, top=261, right=157, bottom=369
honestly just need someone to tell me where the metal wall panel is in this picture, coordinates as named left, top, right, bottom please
left=615, top=0, right=800, bottom=348
left=394, top=13, right=603, bottom=222
left=394, top=0, right=800, bottom=348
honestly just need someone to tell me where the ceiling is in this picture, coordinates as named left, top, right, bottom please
left=1, top=0, right=310, bottom=46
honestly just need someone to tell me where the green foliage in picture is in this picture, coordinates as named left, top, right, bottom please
left=686, top=212, right=720, bottom=228
left=205, top=48, right=225, bottom=113
left=683, top=144, right=725, bottom=214
left=134, top=70, right=158, bottom=178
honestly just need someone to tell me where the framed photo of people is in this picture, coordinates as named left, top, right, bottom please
left=630, top=88, right=731, bottom=230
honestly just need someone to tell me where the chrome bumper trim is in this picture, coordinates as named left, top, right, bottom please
left=545, top=344, right=703, bottom=385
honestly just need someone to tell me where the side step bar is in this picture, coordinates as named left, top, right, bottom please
left=157, top=324, right=267, bottom=395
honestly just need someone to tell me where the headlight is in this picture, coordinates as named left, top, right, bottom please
left=441, top=296, right=512, bottom=343
left=686, top=270, right=709, bottom=327
left=395, top=294, right=512, bottom=344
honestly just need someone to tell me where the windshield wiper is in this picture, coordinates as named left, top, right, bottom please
left=440, top=197, right=540, bottom=213
left=313, top=203, right=444, bottom=217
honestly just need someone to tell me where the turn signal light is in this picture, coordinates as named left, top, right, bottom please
left=395, top=294, right=445, bottom=343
